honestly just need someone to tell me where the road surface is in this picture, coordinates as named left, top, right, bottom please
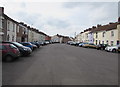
left=2, top=44, right=118, bottom=85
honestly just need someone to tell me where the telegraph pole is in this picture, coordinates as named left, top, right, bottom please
left=74, top=32, right=76, bottom=42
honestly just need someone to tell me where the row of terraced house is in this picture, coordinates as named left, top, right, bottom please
left=0, top=7, right=50, bottom=42
left=75, top=19, right=120, bottom=46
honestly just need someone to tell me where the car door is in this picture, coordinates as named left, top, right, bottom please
left=0, top=45, right=7, bottom=60
left=0, top=45, right=2, bottom=61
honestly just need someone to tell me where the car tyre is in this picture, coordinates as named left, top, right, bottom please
left=112, top=49, right=117, bottom=53
left=5, top=55, right=13, bottom=62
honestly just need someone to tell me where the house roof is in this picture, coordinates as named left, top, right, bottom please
left=56, top=34, right=70, bottom=38
left=4, top=14, right=18, bottom=24
left=91, top=22, right=118, bottom=32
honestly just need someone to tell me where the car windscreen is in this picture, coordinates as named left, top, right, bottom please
left=9, top=44, right=18, bottom=49
left=21, top=43, right=29, bottom=46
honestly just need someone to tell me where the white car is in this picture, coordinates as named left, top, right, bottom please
left=45, top=41, right=50, bottom=44
left=105, top=45, right=120, bottom=52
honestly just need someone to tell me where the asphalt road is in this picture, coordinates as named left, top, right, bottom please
left=2, top=44, right=118, bottom=85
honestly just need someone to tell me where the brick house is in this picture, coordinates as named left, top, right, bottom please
left=45, top=35, right=51, bottom=41
left=18, top=22, right=28, bottom=42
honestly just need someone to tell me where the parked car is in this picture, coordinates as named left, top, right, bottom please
left=30, top=42, right=40, bottom=48
left=20, top=42, right=33, bottom=50
left=32, top=44, right=37, bottom=50
left=45, top=41, right=50, bottom=44
left=20, top=42, right=37, bottom=50
left=118, top=46, right=120, bottom=53
left=105, top=45, right=120, bottom=52
left=67, top=41, right=73, bottom=45
left=83, top=43, right=97, bottom=48
left=0, top=43, right=20, bottom=62
left=96, top=44, right=109, bottom=50
left=79, top=43, right=88, bottom=47
left=3, top=42, right=32, bottom=56
left=39, top=41, right=45, bottom=46
left=75, top=42, right=81, bottom=46
left=70, top=41, right=77, bottom=46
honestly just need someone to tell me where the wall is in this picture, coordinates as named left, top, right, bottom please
left=51, top=35, right=60, bottom=43
left=7, top=20, right=16, bottom=42
left=106, top=29, right=118, bottom=46
left=93, top=28, right=119, bottom=46
left=88, top=32, right=94, bottom=43
left=118, top=24, right=120, bottom=42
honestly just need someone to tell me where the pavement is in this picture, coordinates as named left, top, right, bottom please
left=2, top=44, right=118, bottom=85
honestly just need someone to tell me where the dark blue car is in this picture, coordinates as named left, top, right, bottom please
left=30, top=42, right=40, bottom=48
left=20, top=42, right=33, bottom=50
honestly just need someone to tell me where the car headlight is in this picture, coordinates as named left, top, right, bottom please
left=23, top=48, right=28, bottom=51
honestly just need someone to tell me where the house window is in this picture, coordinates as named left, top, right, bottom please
left=0, top=17, right=4, bottom=29
left=22, top=28, right=24, bottom=34
left=117, top=40, right=119, bottom=45
left=99, top=40, right=101, bottom=44
left=102, top=32, right=105, bottom=37
left=96, top=32, right=98, bottom=38
left=12, top=35, right=14, bottom=41
left=25, top=28, right=28, bottom=34
left=7, top=34, right=10, bottom=41
left=2, top=19, right=4, bottom=29
left=86, top=34, right=88, bottom=38
left=102, top=41, right=104, bottom=44
left=7, top=21, right=10, bottom=31
left=13, top=23, right=15, bottom=32
left=0, top=17, right=2, bottom=29
left=111, top=31, right=114, bottom=36
left=106, top=40, right=109, bottom=45
left=17, top=26, right=19, bottom=33
left=111, top=41, right=114, bottom=46
left=96, top=40, right=97, bottom=45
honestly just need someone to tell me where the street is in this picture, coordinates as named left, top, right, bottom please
left=2, top=44, right=118, bottom=85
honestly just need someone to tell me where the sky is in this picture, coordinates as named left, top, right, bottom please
left=0, top=0, right=119, bottom=37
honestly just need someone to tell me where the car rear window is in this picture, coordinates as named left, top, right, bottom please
left=0, top=45, right=6, bottom=50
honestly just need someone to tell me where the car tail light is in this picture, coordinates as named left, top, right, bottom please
left=2, top=50, right=7, bottom=54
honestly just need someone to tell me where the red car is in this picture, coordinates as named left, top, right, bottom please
left=0, top=43, right=20, bottom=62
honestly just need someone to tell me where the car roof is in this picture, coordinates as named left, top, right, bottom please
left=2, top=41, right=15, bottom=44
left=0, top=43, right=11, bottom=46
left=21, top=42, right=29, bottom=43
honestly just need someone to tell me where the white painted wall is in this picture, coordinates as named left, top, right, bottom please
left=51, top=35, right=60, bottom=43
left=7, top=20, right=16, bottom=42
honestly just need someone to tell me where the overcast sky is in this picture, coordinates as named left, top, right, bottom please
left=0, top=0, right=119, bottom=37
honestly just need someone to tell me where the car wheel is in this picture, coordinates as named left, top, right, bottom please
left=5, top=55, right=13, bottom=62
left=112, top=49, right=117, bottom=53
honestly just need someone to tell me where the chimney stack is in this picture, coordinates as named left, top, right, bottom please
left=118, top=17, right=120, bottom=23
left=109, top=22, right=113, bottom=24
left=19, top=22, right=24, bottom=25
left=92, top=26, right=96, bottom=29
left=0, top=7, right=4, bottom=15
left=97, top=24, right=101, bottom=27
